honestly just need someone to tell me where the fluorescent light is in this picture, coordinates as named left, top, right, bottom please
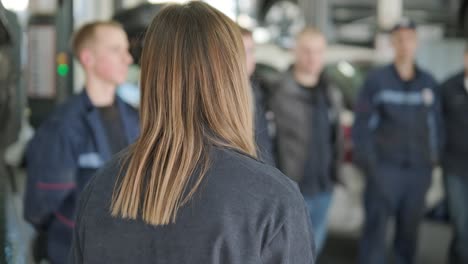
left=2, top=0, right=29, bottom=12
left=337, top=61, right=356, bottom=78
left=148, top=0, right=190, bottom=3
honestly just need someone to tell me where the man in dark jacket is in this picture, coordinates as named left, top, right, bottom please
left=24, top=21, right=139, bottom=264
left=439, top=45, right=468, bottom=264
left=269, top=27, right=344, bottom=255
left=240, top=27, right=275, bottom=166
left=353, top=18, right=442, bottom=264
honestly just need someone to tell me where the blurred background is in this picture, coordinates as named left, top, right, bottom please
left=0, top=0, right=467, bottom=263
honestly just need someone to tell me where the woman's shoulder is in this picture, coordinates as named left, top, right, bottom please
left=209, top=147, right=303, bottom=204
left=80, top=146, right=304, bottom=216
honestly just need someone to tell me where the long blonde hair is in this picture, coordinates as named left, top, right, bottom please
left=111, top=2, right=256, bottom=225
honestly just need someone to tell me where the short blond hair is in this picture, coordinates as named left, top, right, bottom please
left=296, top=26, right=324, bottom=40
left=71, top=21, right=123, bottom=59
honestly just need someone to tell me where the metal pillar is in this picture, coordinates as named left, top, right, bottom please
left=375, top=0, right=403, bottom=63
left=27, top=1, right=58, bottom=127
left=114, top=0, right=124, bottom=12
left=28, top=0, right=74, bottom=103
left=298, top=0, right=332, bottom=40
left=377, top=0, right=402, bottom=31
left=56, top=0, right=74, bottom=102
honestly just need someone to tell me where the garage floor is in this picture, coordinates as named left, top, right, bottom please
left=319, top=221, right=451, bottom=264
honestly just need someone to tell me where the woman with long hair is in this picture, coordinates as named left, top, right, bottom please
left=69, top=2, right=314, bottom=263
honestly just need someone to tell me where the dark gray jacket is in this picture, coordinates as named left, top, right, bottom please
left=440, top=71, right=468, bottom=176
left=269, top=69, right=344, bottom=195
left=69, top=146, right=315, bottom=264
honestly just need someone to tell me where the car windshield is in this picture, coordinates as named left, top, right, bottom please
left=326, top=60, right=375, bottom=109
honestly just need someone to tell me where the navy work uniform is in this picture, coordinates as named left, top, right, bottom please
left=352, top=64, right=442, bottom=264
left=24, top=91, right=139, bottom=264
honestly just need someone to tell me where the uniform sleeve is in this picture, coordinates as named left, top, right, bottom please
left=430, top=77, right=444, bottom=164
left=68, top=176, right=94, bottom=264
left=261, top=199, right=315, bottom=264
left=24, top=122, right=78, bottom=230
left=439, top=79, right=449, bottom=116
left=352, top=75, right=379, bottom=173
left=439, top=79, right=450, bottom=152
left=330, top=86, right=345, bottom=183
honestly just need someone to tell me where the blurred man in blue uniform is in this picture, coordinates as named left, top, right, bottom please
left=439, top=45, right=468, bottom=264
left=353, top=18, right=443, bottom=264
left=24, top=21, right=138, bottom=264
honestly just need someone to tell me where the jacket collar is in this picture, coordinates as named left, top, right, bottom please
left=79, top=90, right=139, bottom=161
left=390, top=63, right=422, bottom=82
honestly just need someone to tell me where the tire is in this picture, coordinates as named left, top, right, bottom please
left=262, top=0, right=305, bottom=49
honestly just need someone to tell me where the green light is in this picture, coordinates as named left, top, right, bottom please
left=57, top=64, right=69, bottom=76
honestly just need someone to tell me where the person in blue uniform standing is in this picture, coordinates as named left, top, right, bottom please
left=353, top=18, right=442, bottom=264
left=24, top=21, right=138, bottom=264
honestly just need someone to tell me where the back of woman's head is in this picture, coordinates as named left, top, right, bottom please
left=111, top=1, right=256, bottom=225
